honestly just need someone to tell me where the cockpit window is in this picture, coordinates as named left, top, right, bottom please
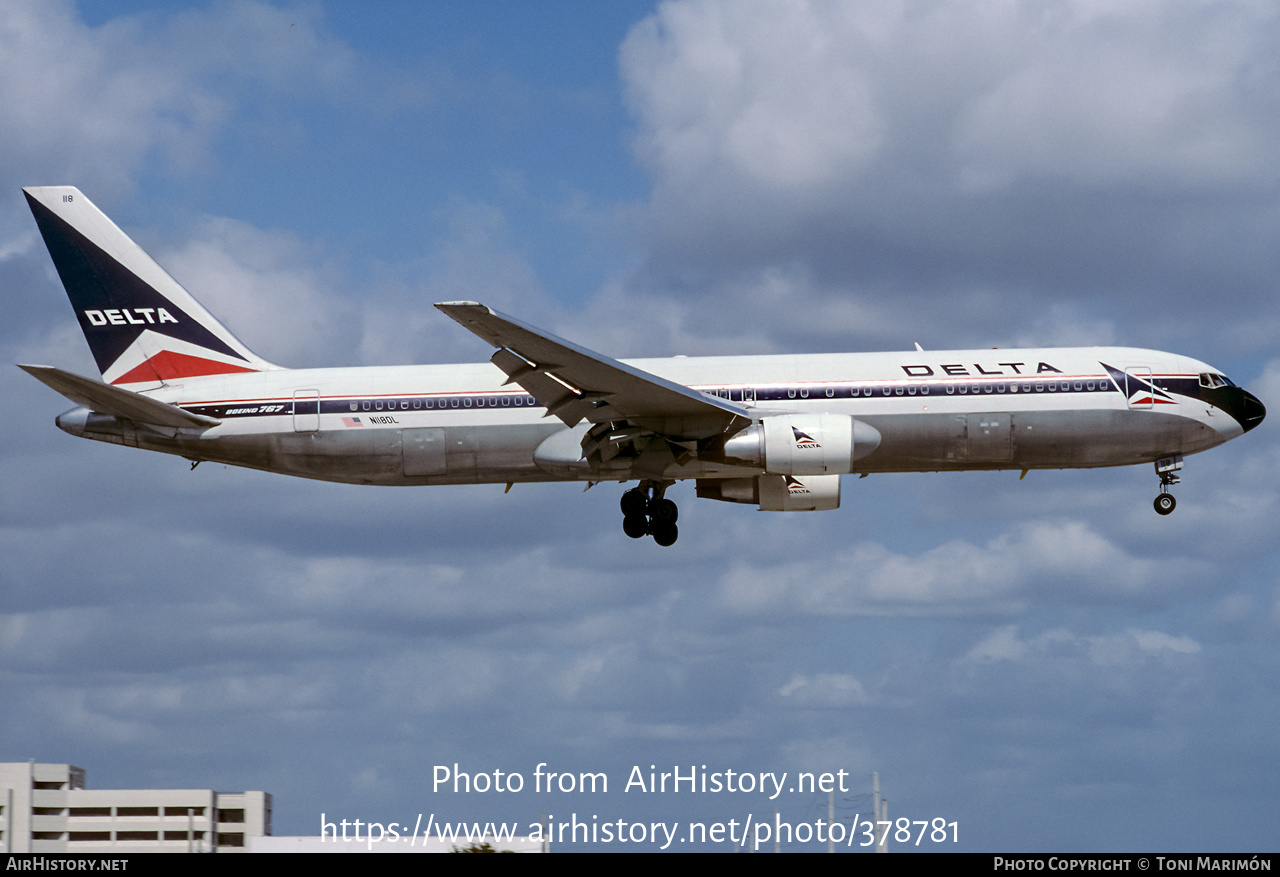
left=1199, top=373, right=1233, bottom=389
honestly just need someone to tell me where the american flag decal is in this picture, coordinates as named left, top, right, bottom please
left=342, top=416, right=363, bottom=427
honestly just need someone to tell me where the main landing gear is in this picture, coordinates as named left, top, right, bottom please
left=620, top=481, right=679, bottom=546
left=1153, top=455, right=1182, bottom=516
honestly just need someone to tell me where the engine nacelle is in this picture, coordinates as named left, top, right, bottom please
left=697, top=474, right=841, bottom=511
left=720, top=414, right=880, bottom=475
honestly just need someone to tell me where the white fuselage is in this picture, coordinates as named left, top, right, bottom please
left=55, top=346, right=1243, bottom=486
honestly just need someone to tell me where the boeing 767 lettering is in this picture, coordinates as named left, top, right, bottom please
left=19, top=187, right=1266, bottom=546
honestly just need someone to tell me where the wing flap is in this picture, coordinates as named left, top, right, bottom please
left=19, top=364, right=221, bottom=429
left=436, top=301, right=750, bottom=440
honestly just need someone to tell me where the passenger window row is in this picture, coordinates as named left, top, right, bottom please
left=346, top=395, right=536, bottom=412
left=775, top=379, right=1111, bottom=399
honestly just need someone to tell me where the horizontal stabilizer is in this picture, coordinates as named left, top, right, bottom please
left=18, top=364, right=221, bottom=429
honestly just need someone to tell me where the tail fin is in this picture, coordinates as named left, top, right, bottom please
left=23, top=186, right=279, bottom=387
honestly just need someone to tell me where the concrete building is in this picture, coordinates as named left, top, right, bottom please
left=0, top=762, right=270, bottom=854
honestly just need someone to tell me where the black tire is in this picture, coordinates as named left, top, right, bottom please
left=651, top=522, right=678, bottom=547
left=623, top=514, right=649, bottom=538
left=1154, top=494, right=1176, bottom=515
left=650, top=497, right=679, bottom=524
left=620, top=489, right=648, bottom=518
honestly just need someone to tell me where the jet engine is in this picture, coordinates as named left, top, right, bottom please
left=696, top=474, right=841, bottom=511
left=718, top=414, right=880, bottom=475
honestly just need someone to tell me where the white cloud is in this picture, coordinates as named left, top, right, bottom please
left=615, top=0, right=1280, bottom=355
left=716, top=519, right=1200, bottom=617
left=155, top=217, right=349, bottom=368
left=621, top=0, right=884, bottom=197
left=778, top=673, right=870, bottom=708
left=953, top=1, right=1276, bottom=191
left=0, top=0, right=357, bottom=196
left=963, top=625, right=1201, bottom=667
left=624, top=0, right=1280, bottom=204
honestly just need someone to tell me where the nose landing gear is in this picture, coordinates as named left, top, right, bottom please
left=620, top=481, right=679, bottom=546
left=1153, top=455, right=1181, bottom=516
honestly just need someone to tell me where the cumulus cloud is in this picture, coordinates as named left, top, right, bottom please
left=154, top=217, right=351, bottom=368
left=0, top=0, right=358, bottom=196
left=715, top=519, right=1203, bottom=617
left=963, top=624, right=1201, bottom=666
left=952, top=2, right=1278, bottom=192
left=621, top=0, right=884, bottom=198
left=617, top=0, right=1280, bottom=356
left=625, top=0, right=1280, bottom=207
left=778, top=673, right=870, bottom=707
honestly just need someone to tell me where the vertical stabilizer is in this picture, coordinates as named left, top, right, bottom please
left=23, top=186, right=279, bottom=386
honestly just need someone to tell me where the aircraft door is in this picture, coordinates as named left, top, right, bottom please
left=403, top=427, right=447, bottom=476
left=966, top=412, right=1011, bottom=463
left=1125, top=367, right=1153, bottom=409
left=292, top=389, right=319, bottom=432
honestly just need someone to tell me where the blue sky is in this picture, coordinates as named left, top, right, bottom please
left=2, top=0, right=1279, bottom=851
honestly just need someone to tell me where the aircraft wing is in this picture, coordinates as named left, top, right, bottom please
left=19, top=364, right=221, bottom=429
left=435, top=302, right=751, bottom=441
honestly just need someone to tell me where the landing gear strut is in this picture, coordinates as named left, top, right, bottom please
left=620, top=481, right=679, bottom=546
left=1154, top=455, right=1181, bottom=516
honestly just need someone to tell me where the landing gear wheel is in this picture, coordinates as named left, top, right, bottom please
left=1154, top=493, right=1176, bottom=515
left=619, top=481, right=679, bottom=544
left=620, top=489, right=648, bottom=517
left=622, top=514, right=649, bottom=538
left=650, top=521, right=679, bottom=547
left=650, top=498, right=678, bottom=524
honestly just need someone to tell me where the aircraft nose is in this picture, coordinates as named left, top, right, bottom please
left=1239, top=389, right=1266, bottom=433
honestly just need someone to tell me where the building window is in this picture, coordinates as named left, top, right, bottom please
left=218, top=809, right=246, bottom=824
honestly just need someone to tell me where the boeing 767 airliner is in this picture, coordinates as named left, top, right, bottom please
left=19, top=187, right=1266, bottom=545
